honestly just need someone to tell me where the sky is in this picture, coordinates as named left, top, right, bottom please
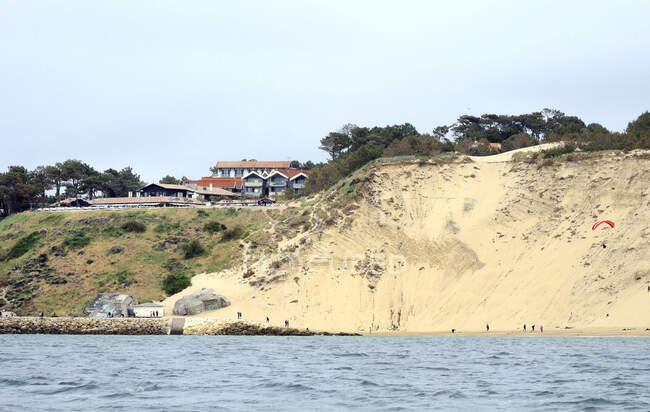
left=1, top=0, right=649, bottom=183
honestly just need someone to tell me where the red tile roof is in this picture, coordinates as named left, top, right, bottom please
left=283, top=169, right=310, bottom=178
left=215, top=161, right=291, bottom=169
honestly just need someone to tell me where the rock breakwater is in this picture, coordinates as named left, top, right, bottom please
left=182, top=318, right=360, bottom=336
left=0, top=317, right=167, bottom=335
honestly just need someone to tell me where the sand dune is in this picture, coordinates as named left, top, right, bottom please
left=164, top=149, right=650, bottom=334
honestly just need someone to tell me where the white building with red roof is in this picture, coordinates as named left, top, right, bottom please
left=206, top=161, right=309, bottom=197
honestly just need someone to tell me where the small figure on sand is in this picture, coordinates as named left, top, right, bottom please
left=284, top=320, right=289, bottom=328
left=540, top=325, right=543, bottom=333
left=486, top=323, right=490, bottom=332
left=531, top=324, right=535, bottom=332
left=237, top=312, right=242, bottom=320
left=451, top=328, right=455, bottom=334
left=266, top=316, right=270, bottom=324
left=523, top=324, right=526, bottom=332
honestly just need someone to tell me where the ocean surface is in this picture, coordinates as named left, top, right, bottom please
left=0, top=335, right=648, bottom=411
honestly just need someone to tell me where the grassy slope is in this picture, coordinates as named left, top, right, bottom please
left=0, top=206, right=312, bottom=315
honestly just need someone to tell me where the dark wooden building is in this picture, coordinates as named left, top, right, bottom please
left=136, top=183, right=194, bottom=198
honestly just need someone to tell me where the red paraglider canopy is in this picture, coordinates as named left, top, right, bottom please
left=592, top=220, right=615, bottom=230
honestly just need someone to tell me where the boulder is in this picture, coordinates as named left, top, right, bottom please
left=173, top=288, right=230, bottom=316
left=108, top=246, right=124, bottom=255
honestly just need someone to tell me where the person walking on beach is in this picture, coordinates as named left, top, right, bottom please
left=523, top=324, right=526, bottom=332
left=266, top=316, right=270, bottom=324
left=284, top=320, right=289, bottom=328
left=531, top=324, right=535, bottom=332
left=540, top=325, right=543, bottom=333
left=486, top=323, right=490, bottom=332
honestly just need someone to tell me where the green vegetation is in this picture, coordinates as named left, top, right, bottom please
left=162, top=272, right=191, bottom=296
left=121, top=220, right=146, bottom=233
left=2, top=231, right=42, bottom=261
left=271, top=255, right=290, bottom=269
left=182, top=240, right=206, bottom=259
left=62, top=231, right=91, bottom=249
left=541, top=142, right=577, bottom=158
left=204, top=221, right=227, bottom=234
left=221, top=225, right=244, bottom=242
left=98, top=270, right=135, bottom=288
left=0, top=207, right=273, bottom=314
left=308, top=110, right=650, bottom=193
left=1, top=160, right=145, bottom=217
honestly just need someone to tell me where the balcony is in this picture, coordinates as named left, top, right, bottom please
left=269, top=180, right=287, bottom=187
left=245, top=179, right=263, bottom=187
left=292, top=183, right=305, bottom=189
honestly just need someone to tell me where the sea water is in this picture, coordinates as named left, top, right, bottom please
left=0, top=335, right=648, bottom=411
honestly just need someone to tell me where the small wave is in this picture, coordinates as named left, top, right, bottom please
left=415, top=366, right=450, bottom=371
left=360, top=379, right=380, bottom=387
left=35, top=383, right=99, bottom=395
left=0, top=378, right=28, bottom=387
left=334, top=352, right=369, bottom=357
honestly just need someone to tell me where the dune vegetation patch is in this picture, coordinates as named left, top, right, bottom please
left=2, top=231, right=43, bottom=261
left=121, top=220, right=147, bottom=233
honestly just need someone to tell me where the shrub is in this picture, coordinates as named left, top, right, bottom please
left=154, top=221, right=179, bottom=234
left=204, top=221, right=227, bottom=234
left=196, top=209, right=209, bottom=218
left=63, top=232, right=91, bottom=249
left=224, top=207, right=238, bottom=216
left=103, top=224, right=124, bottom=237
left=2, top=231, right=42, bottom=261
left=162, top=272, right=191, bottom=295
left=98, top=270, right=135, bottom=288
left=221, top=225, right=244, bottom=242
left=121, top=220, right=146, bottom=233
left=162, top=258, right=190, bottom=272
left=182, top=240, right=206, bottom=259
left=0, top=297, right=6, bottom=307
left=541, top=142, right=576, bottom=158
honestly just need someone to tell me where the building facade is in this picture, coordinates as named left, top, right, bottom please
left=213, top=161, right=291, bottom=178
left=243, top=169, right=309, bottom=197
left=209, top=161, right=309, bottom=197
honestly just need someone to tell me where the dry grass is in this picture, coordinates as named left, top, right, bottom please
left=0, top=207, right=277, bottom=315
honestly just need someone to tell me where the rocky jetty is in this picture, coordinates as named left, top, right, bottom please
left=182, top=319, right=360, bottom=336
left=0, top=317, right=360, bottom=336
left=0, top=317, right=167, bottom=335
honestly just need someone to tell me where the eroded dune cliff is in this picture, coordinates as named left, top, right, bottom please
left=165, top=150, right=650, bottom=333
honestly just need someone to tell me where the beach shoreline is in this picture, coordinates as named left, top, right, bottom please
left=364, top=327, right=650, bottom=337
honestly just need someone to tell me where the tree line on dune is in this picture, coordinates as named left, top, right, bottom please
left=1, top=110, right=648, bottom=217
left=0, top=161, right=145, bottom=216
left=306, top=110, right=650, bottom=192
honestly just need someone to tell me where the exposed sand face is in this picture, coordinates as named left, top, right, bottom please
left=164, top=150, right=650, bottom=335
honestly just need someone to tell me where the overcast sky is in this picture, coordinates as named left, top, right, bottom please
left=1, top=1, right=649, bottom=183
